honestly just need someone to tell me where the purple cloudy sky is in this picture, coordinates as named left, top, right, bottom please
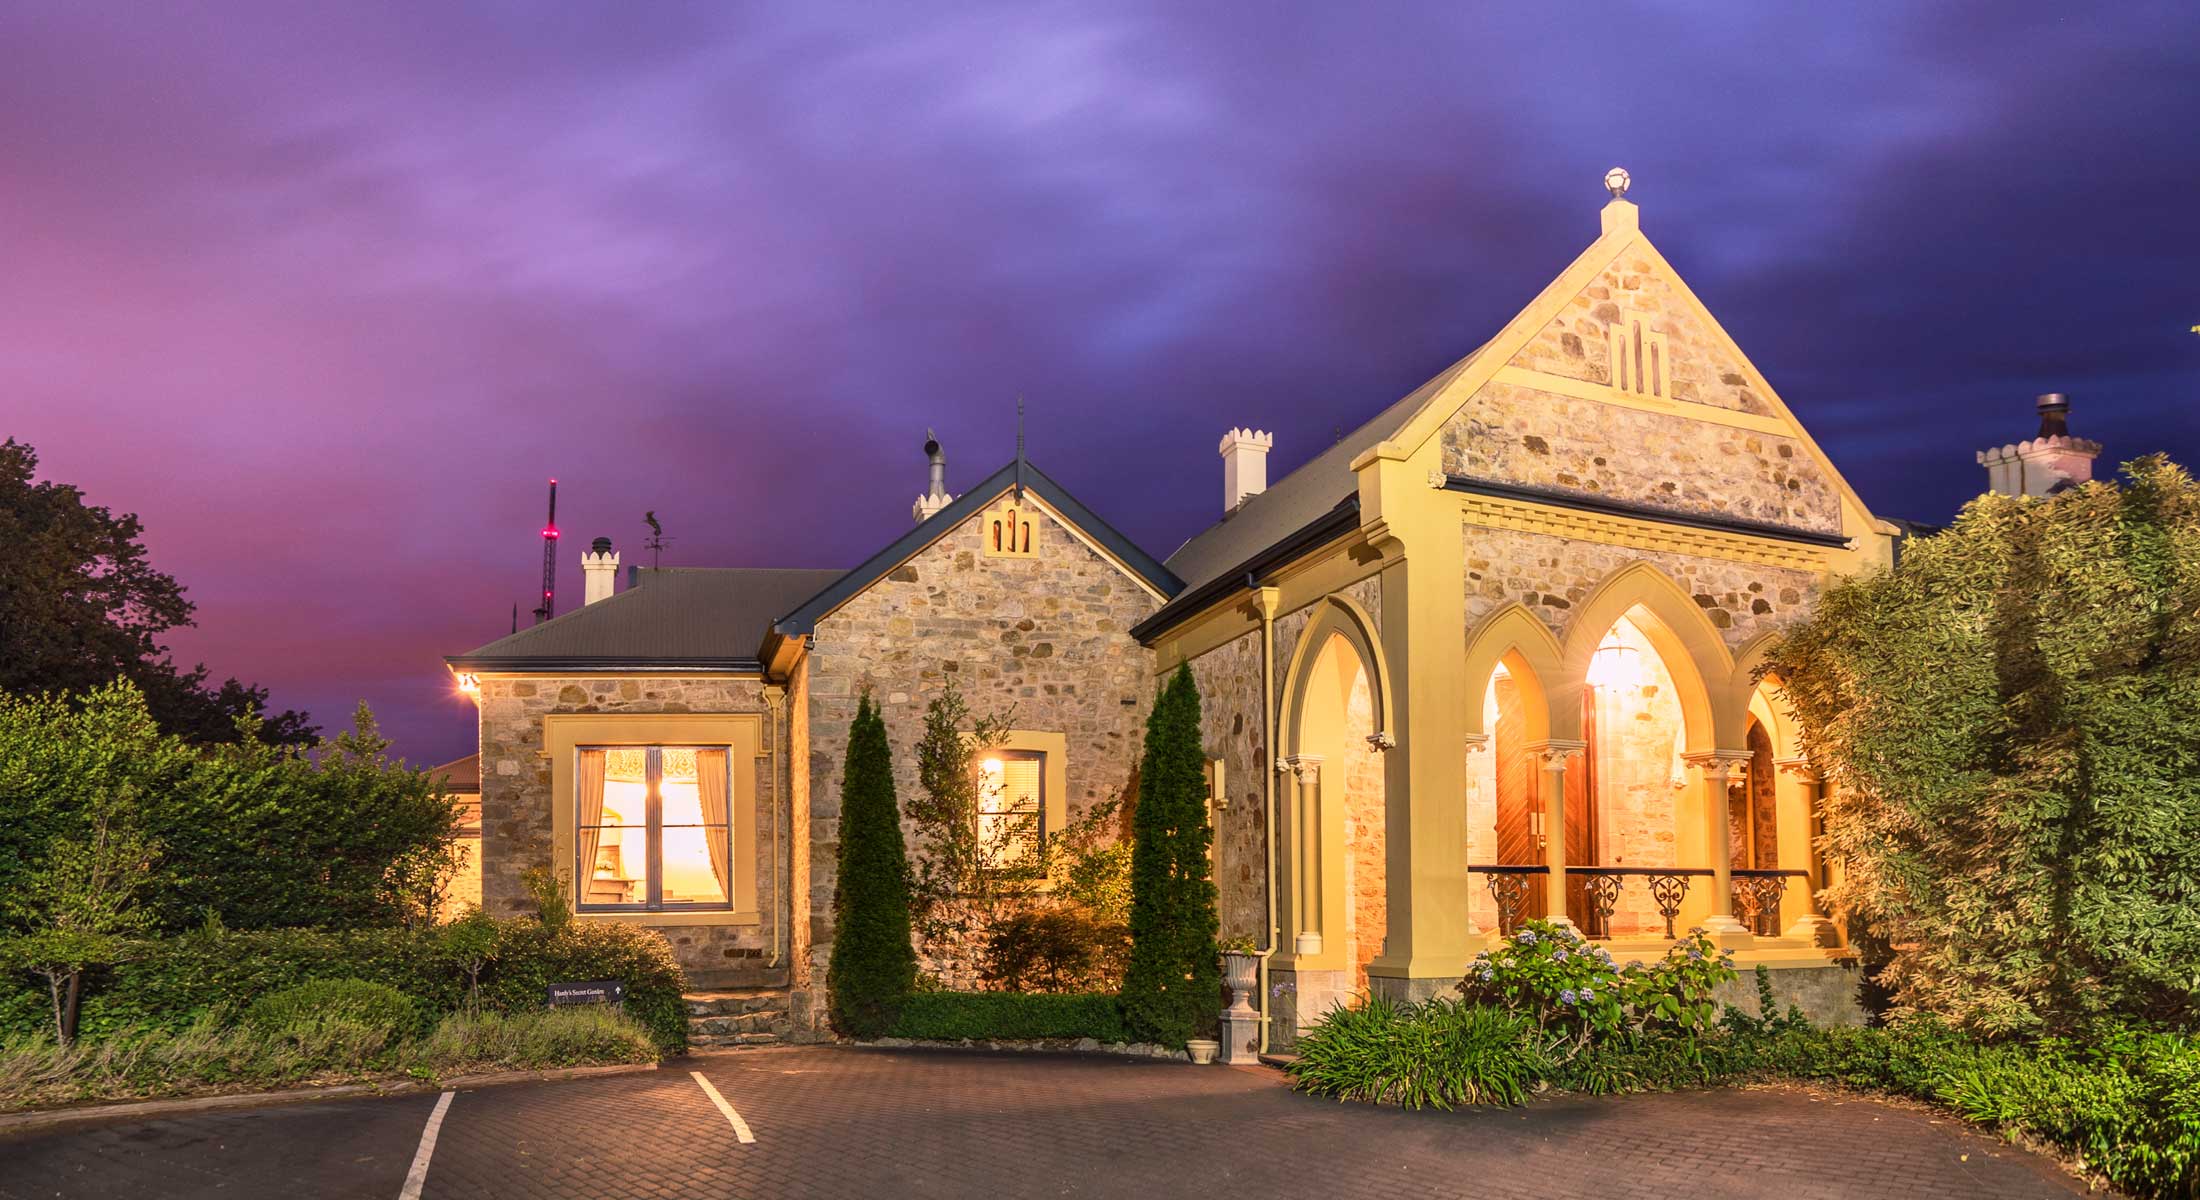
left=5, top=2, right=2197, bottom=765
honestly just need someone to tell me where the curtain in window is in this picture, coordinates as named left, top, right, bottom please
left=696, top=748, right=731, bottom=901
left=576, top=748, right=608, bottom=887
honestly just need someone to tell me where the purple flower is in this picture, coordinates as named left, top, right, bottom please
left=1516, top=930, right=1539, bottom=946
left=1553, top=949, right=1569, bottom=962
left=1559, top=989, right=1577, bottom=1005
left=1580, top=987, right=1595, bottom=1001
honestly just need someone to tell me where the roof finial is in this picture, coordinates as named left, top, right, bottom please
left=1014, top=395, right=1026, bottom=501
left=1603, top=167, right=1631, bottom=199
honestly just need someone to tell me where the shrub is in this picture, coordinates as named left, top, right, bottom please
left=409, top=1007, right=658, bottom=1074
left=977, top=906, right=1129, bottom=994
left=1770, top=456, right=2200, bottom=1034
left=245, top=978, right=417, bottom=1038
left=1458, top=921, right=1737, bottom=1052
left=1120, top=664, right=1219, bottom=1048
left=0, top=685, right=463, bottom=935
left=1289, top=996, right=1550, bottom=1110
left=888, top=991, right=1126, bottom=1043
left=827, top=694, right=917, bottom=1038
left=0, top=918, right=688, bottom=1052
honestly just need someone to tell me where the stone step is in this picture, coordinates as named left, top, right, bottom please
left=683, top=988, right=790, bottom=1018
left=690, top=1012, right=789, bottom=1037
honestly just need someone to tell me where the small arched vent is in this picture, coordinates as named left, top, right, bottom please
left=984, top=500, right=1038, bottom=559
left=1607, top=310, right=1670, bottom=398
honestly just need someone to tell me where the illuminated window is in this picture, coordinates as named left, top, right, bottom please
left=978, top=750, right=1045, bottom=870
left=576, top=745, right=733, bottom=911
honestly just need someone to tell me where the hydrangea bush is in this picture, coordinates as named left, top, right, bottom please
left=1457, top=920, right=1736, bottom=1054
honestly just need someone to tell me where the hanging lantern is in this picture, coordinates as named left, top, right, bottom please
left=1586, top=630, right=1641, bottom=689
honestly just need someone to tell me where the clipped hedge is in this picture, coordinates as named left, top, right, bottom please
left=889, top=991, right=1125, bottom=1043
left=0, top=919, right=688, bottom=1053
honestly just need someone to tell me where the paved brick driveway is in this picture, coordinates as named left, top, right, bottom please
left=0, top=1046, right=2094, bottom=1199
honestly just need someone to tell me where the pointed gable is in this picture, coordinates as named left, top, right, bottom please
left=1386, top=198, right=1878, bottom=541
left=773, top=459, right=1180, bottom=636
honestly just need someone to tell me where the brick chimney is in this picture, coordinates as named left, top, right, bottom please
left=1219, top=427, right=1273, bottom=515
left=581, top=537, right=619, bottom=604
left=1977, top=394, right=2102, bottom=497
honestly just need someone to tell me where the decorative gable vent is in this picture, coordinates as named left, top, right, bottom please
left=1607, top=310, right=1669, bottom=398
left=984, top=500, right=1038, bottom=558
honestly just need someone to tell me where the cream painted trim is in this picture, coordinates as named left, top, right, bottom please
left=1457, top=491, right=1834, bottom=572
left=465, top=671, right=764, bottom=681
left=546, top=713, right=762, bottom=927
left=975, top=729, right=1070, bottom=838
left=1490, top=365, right=1793, bottom=436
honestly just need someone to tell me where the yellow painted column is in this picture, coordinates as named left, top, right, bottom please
left=1776, top=757, right=1839, bottom=946
left=1530, top=740, right=1586, bottom=929
left=1360, top=446, right=1473, bottom=994
left=1683, top=750, right=1754, bottom=948
left=1285, top=755, right=1325, bottom=957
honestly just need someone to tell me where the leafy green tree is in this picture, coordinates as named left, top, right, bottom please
left=0, top=683, right=461, bottom=933
left=904, top=678, right=1019, bottom=944
left=0, top=438, right=315, bottom=747
left=1, top=807, right=160, bottom=1043
left=1771, top=456, right=2200, bottom=1035
left=1121, top=664, right=1220, bottom=1046
left=828, top=693, right=917, bottom=1037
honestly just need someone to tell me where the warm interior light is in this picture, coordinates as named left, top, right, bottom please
left=1586, top=630, right=1641, bottom=689
left=455, top=672, right=481, bottom=696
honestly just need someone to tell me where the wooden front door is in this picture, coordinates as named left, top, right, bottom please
left=1565, top=687, right=1601, bottom=935
left=1491, top=674, right=1544, bottom=919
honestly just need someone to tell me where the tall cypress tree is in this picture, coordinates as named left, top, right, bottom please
left=827, top=693, right=916, bottom=1037
left=1121, top=663, right=1221, bottom=1046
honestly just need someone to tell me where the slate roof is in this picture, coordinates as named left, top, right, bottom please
left=446, top=567, right=845, bottom=670
left=1158, top=341, right=1491, bottom=598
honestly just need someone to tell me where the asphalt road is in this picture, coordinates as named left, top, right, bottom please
left=0, top=1046, right=2092, bottom=1199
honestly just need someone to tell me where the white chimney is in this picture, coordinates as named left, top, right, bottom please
left=1977, top=394, right=2101, bottom=497
left=582, top=537, right=620, bottom=604
left=1220, top=427, right=1273, bottom=515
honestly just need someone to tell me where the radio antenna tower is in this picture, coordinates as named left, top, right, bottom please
left=532, top=479, right=559, bottom=624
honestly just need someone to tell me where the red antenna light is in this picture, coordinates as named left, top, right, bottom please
left=532, top=479, right=559, bottom=624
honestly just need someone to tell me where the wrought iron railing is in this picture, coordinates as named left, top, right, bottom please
left=1468, top=865, right=1807, bottom=939
left=1730, top=868, right=1808, bottom=937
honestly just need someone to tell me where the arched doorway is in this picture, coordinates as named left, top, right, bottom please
left=1277, top=601, right=1390, bottom=997
left=1486, top=665, right=1600, bottom=932
left=1730, top=717, right=1780, bottom=935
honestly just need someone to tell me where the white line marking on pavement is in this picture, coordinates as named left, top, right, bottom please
left=398, top=1090, right=455, bottom=1200
left=691, top=1071, right=756, bottom=1144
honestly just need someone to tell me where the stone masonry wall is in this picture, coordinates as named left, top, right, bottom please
left=1187, top=627, right=1268, bottom=942
left=1444, top=381, right=1839, bottom=535
left=474, top=676, right=779, bottom=980
left=803, top=500, right=1160, bottom=1006
left=1512, top=250, right=1773, bottom=415
left=1464, top=524, right=1822, bottom=655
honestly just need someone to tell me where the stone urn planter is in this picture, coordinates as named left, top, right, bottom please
left=1186, top=1038, right=1220, bottom=1065
left=1219, top=950, right=1262, bottom=1065
left=1221, top=951, right=1260, bottom=1010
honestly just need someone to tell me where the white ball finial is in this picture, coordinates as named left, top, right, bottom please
left=1603, top=167, right=1631, bottom=198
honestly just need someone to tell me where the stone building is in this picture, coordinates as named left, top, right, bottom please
left=447, top=175, right=2085, bottom=1048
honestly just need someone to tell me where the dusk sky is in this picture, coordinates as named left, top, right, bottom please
left=5, top=2, right=2197, bottom=766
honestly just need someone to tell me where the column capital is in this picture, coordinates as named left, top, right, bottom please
left=1279, top=754, right=1324, bottom=781
left=1774, top=756, right=1820, bottom=782
left=1365, top=731, right=1396, bottom=752
left=1527, top=738, right=1588, bottom=767
left=1681, top=749, right=1754, bottom=783
left=1461, top=732, right=1491, bottom=754
left=762, top=684, right=787, bottom=713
